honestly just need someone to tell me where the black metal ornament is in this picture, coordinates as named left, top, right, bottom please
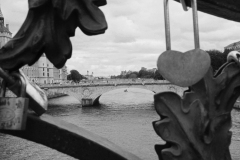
left=0, top=0, right=108, bottom=71
left=153, top=61, right=240, bottom=160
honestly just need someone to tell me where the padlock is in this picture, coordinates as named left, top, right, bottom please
left=157, top=0, right=211, bottom=87
left=0, top=73, right=29, bottom=130
left=0, top=68, right=47, bottom=116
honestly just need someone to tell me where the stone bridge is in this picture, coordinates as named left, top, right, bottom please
left=41, top=82, right=186, bottom=106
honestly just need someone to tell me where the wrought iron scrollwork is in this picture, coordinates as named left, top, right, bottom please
left=0, top=0, right=108, bottom=71
left=153, top=62, right=240, bottom=160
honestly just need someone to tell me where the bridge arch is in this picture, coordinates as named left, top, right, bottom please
left=43, top=87, right=82, bottom=102
left=64, top=92, right=81, bottom=102
left=92, top=87, right=155, bottom=106
left=43, top=83, right=186, bottom=106
left=93, top=95, right=101, bottom=106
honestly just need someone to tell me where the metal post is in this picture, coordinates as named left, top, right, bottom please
left=164, top=0, right=171, bottom=51
left=191, top=0, right=200, bottom=49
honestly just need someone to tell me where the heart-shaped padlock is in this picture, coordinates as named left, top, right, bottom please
left=157, top=0, right=210, bottom=87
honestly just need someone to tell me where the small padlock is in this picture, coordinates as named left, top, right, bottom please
left=0, top=73, right=29, bottom=130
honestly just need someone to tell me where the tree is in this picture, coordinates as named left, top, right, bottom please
left=126, top=71, right=139, bottom=79
left=69, top=70, right=83, bottom=82
left=154, top=70, right=164, bottom=80
left=67, top=74, right=72, bottom=81
left=128, top=73, right=138, bottom=78
left=138, top=69, right=154, bottom=78
left=206, top=50, right=227, bottom=73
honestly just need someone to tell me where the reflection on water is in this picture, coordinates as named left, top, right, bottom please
left=0, top=88, right=240, bottom=160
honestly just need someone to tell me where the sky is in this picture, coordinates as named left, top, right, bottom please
left=2, top=0, right=240, bottom=77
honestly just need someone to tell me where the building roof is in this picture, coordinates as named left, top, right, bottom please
left=0, top=25, right=11, bottom=34
left=0, top=6, right=11, bottom=34
left=0, top=6, right=3, bottom=18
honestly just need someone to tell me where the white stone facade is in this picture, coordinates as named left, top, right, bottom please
left=21, top=54, right=68, bottom=84
left=0, top=31, right=11, bottom=48
left=0, top=7, right=12, bottom=48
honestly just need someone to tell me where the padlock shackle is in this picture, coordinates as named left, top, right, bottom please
left=180, top=0, right=188, bottom=11
left=0, top=80, right=6, bottom=97
left=12, top=73, right=27, bottom=97
left=163, top=0, right=200, bottom=50
left=0, top=68, right=16, bottom=85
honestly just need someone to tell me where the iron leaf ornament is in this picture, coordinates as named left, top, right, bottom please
left=0, top=0, right=108, bottom=71
left=153, top=62, right=240, bottom=160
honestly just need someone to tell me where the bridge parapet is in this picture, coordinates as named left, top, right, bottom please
left=40, top=81, right=171, bottom=88
left=42, top=82, right=185, bottom=106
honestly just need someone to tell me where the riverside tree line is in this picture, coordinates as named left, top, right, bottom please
left=67, top=49, right=232, bottom=82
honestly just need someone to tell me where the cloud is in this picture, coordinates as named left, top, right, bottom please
left=1, top=0, right=28, bottom=35
left=2, top=0, right=240, bottom=76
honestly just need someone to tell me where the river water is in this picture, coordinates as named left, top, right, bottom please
left=0, top=88, right=240, bottom=160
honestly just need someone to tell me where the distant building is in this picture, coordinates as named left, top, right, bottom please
left=21, top=54, right=68, bottom=84
left=0, top=6, right=12, bottom=48
left=53, top=65, right=67, bottom=83
left=38, top=54, right=54, bottom=84
left=21, top=56, right=67, bottom=84
left=60, top=65, right=68, bottom=82
left=126, top=70, right=132, bottom=74
left=85, top=71, right=94, bottom=80
left=140, top=67, right=157, bottom=73
left=120, top=71, right=127, bottom=76
left=147, top=68, right=157, bottom=73
left=53, top=67, right=61, bottom=83
left=21, top=63, right=39, bottom=83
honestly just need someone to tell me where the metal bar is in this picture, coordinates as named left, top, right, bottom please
left=180, top=0, right=188, bottom=11
left=164, top=0, right=171, bottom=50
left=1, top=113, right=142, bottom=160
left=0, top=68, right=15, bottom=85
left=191, top=0, right=200, bottom=49
left=0, top=80, right=6, bottom=97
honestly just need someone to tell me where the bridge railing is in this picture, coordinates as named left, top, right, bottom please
left=40, top=80, right=171, bottom=89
